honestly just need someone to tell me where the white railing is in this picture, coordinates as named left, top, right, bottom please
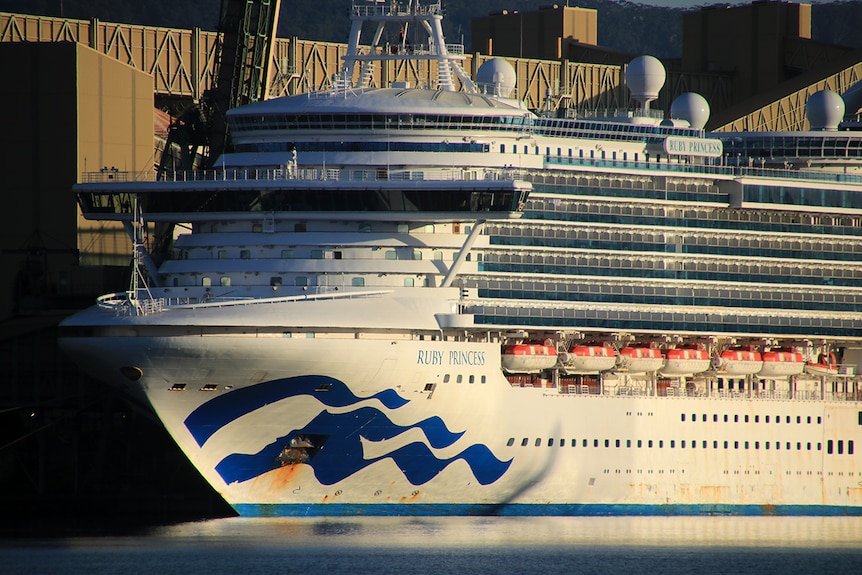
left=79, top=166, right=527, bottom=185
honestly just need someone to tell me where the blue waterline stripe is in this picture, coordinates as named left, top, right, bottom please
left=233, top=503, right=862, bottom=517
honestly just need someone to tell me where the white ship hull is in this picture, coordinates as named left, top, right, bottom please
left=60, top=295, right=862, bottom=516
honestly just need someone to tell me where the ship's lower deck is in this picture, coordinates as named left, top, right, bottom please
left=59, top=323, right=862, bottom=516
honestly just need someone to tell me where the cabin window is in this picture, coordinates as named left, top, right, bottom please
left=202, top=277, right=212, bottom=286
left=838, top=440, right=844, bottom=455
left=270, top=277, right=283, bottom=286
left=681, top=414, right=685, bottom=422
left=469, top=375, right=475, bottom=384
left=500, top=144, right=506, bottom=153
left=295, top=276, right=307, bottom=287
left=404, top=278, right=415, bottom=287
left=443, top=374, right=450, bottom=383
left=311, top=250, right=323, bottom=259
left=849, top=440, right=855, bottom=455
left=521, top=438, right=528, bottom=447
left=220, top=276, right=231, bottom=286
left=385, top=250, right=397, bottom=260
left=535, top=438, right=542, bottom=447
left=281, top=249, right=294, bottom=258
left=295, top=223, right=306, bottom=232
left=571, top=439, right=577, bottom=447
left=240, top=250, right=251, bottom=259
left=548, top=438, right=554, bottom=447
left=604, top=440, right=610, bottom=448
left=507, top=438, right=515, bottom=447
left=594, top=439, right=599, bottom=447
left=218, top=250, right=228, bottom=259
left=456, top=375, right=463, bottom=383
left=434, top=251, right=444, bottom=261
left=412, top=249, right=422, bottom=260
left=359, top=223, right=372, bottom=233
left=352, top=277, right=365, bottom=287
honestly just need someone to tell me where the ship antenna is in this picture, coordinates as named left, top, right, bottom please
left=128, top=194, right=157, bottom=315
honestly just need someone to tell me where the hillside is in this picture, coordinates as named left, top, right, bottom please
left=1, top=0, right=859, bottom=59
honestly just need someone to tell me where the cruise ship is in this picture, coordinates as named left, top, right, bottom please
left=59, top=0, right=862, bottom=516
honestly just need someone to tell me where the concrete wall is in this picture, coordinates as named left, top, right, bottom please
left=0, top=42, right=153, bottom=319
left=472, top=6, right=597, bottom=60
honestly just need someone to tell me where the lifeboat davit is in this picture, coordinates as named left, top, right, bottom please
left=713, top=347, right=763, bottom=376
left=804, top=352, right=839, bottom=377
left=659, top=345, right=710, bottom=376
left=758, top=349, right=804, bottom=378
left=564, top=343, right=617, bottom=373
left=501, top=341, right=558, bottom=374
left=616, top=346, right=665, bottom=373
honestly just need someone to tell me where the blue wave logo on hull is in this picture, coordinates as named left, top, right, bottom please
left=183, top=375, right=511, bottom=487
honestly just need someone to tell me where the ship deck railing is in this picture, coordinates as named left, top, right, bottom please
left=544, top=156, right=862, bottom=185
left=96, top=289, right=393, bottom=316
left=79, top=166, right=526, bottom=185
left=557, top=384, right=860, bottom=402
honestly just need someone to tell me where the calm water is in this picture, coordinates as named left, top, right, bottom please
left=2, top=516, right=861, bottom=574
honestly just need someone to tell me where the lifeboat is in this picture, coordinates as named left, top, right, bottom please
left=616, top=346, right=665, bottom=373
left=713, top=347, right=763, bottom=376
left=659, top=345, right=710, bottom=376
left=758, top=349, right=804, bottom=378
left=501, top=341, right=558, bottom=374
left=564, top=343, right=617, bottom=373
left=804, top=352, right=839, bottom=377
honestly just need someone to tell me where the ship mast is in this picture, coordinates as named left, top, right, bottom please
left=342, top=0, right=476, bottom=92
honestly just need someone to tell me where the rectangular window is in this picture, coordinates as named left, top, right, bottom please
left=594, top=439, right=599, bottom=447
left=669, top=440, right=674, bottom=448
left=507, top=438, right=515, bottom=447
left=755, top=415, right=759, bottom=423
left=572, top=439, right=577, bottom=447
left=797, top=442, right=801, bottom=450
left=548, top=438, right=554, bottom=447
left=583, top=439, right=588, bottom=447
left=766, top=415, right=770, bottom=423
left=648, top=440, right=653, bottom=448
left=521, top=438, right=528, bottom=447
left=838, top=440, right=844, bottom=455
left=714, top=414, right=718, bottom=422
left=702, top=414, right=706, bottom=422
left=352, top=277, right=365, bottom=287
left=295, top=276, right=307, bottom=287
left=637, top=440, right=642, bottom=448
left=681, top=414, right=686, bottom=422
left=765, top=442, right=770, bottom=449
left=535, top=438, right=542, bottom=447
left=615, top=439, right=620, bottom=448
left=850, top=440, right=855, bottom=455
left=626, top=440, right=631, bottom=448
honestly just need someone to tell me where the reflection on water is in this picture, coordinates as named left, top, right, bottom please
left=2, top=517, right=861, bottom=575
left=149, top=515, right=862, bottom=549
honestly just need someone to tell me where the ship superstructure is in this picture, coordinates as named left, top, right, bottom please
left=60, top=1, right=862, bottom=516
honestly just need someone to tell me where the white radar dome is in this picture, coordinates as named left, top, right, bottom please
left=806, top=90, right=845, bottom=131
left=476, top=58, right=517, bottom=98
left=627, top=55, right=666, bottom=111
left=671, top=92, right=710, bottom=130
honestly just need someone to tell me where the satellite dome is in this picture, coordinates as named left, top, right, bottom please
left=476, top=58, right=517, bottom=98
left=806, top=90, right=844, bottom=131
left=671, top=92, right=710, bottom=130
left=627, top=55, right=666, bottom=111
